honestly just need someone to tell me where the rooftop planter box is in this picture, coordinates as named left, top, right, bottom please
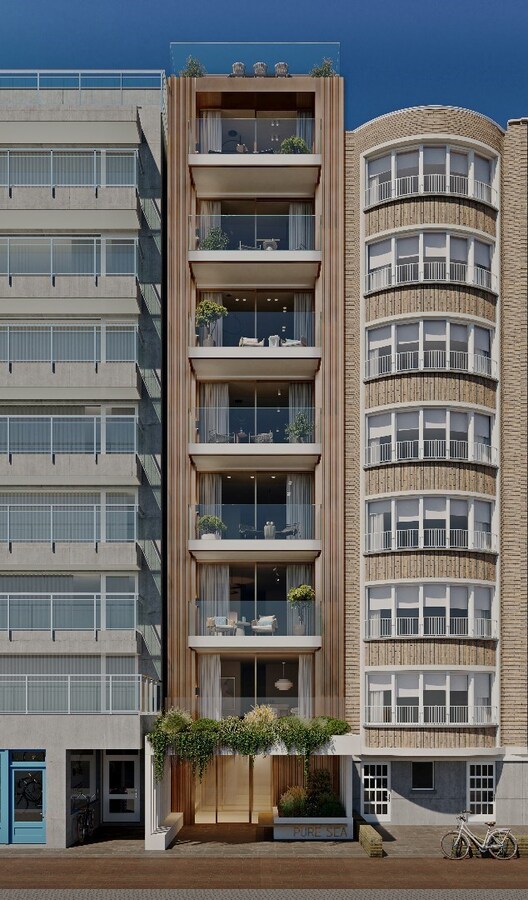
left=273, top=808, right=354, bottom=840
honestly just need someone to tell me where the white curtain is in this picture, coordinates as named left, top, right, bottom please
left=198, top=565, right=230, bottom=630
left=286, top=564, right=314, bottom=634
left=289, top=382, right=314, bottom=442
left=199, top=473, right=222, bottom=519
left=199, top=654, right=222, bottom=719
left=199, top=383, right=229, bottom=442
left=200, top=110, right=222, bottom=154
left=298, top=655, right=313, bottom=719
left=286, top=473, right=314, bottom=540
left=288, top=201, right=314, bottom=250
left=296, top=111, right=314, bottom=152
left=293, top=292, right=314, bottom=345
left=198, top=199, right=221, bottom=244
left=198, top=291, right=224, bottom=346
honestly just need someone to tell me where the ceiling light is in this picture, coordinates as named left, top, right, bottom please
left=275, top=661, right=293, bottom=692
left=250, top=475, right=255, bottom=479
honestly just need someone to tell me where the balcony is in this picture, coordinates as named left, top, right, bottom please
left=0, top=674, right=158, bottom=714
left=365, top=261, right=497, bottom=295
left=189, top=215, right=321, bottom=289
left=189, top=117, right=321, bottom=199
left=190, top=406, right=321, bottom=471
left=365, top=174, right=497, bottom=210
left=365, top=440, right=497, bottom=468
left=364, top=704, right=497, bottom=727
left=0, top=591, right=137, bottom=635
left=365, top=615, right=497, bottom=640
left=365, top=350, right=497, bottom=381
left=189, top=502, right=320, bottom=561
left=365, top=528, right=497, bottom=554
left=188, top=600, right=321, bottom=649
left=0, top=236, right=138, bottom=287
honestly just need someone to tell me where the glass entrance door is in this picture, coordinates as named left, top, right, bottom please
left=194, top=755, right=272, bottom=824
left=362, top=762, right=391, bottom=822
left=103, top=753, right=140, bottom=823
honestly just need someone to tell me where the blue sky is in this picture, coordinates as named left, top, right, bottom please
left=2, top=0, right=527, bottom=127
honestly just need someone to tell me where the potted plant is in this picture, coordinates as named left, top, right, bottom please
left=253, top=61, right=267, bottom=77
left=280, top=136, right=310, bottom=155
left=231, top=61, right=246, bottom=77
left=198, top=226, right=230, bottom=251
left=310, top=58, right=336, bottom=77
left=180, top=56, right=206, bottom=78
left=274, top=62, right=289, bottom=77
left=285, top=412, right=314, bottom=443
left=287, top=583, right=315, bottom=636
left=197, top=514, right=227, bottom=540
left=195, top=298, right=228, bottom=347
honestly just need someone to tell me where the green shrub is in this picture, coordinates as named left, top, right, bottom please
left=199, top=227, right=229, bottom=250
left=316, top=795, right=346, bottom=817
left=180, top=56, right=206, bottom=77
left=280, top=136, right=310, bottom=154
left=197, top=514, right=227, bottom=536
left=278, top=785, right=307, bottom=817
left=310, top=58, right=336, bottom=77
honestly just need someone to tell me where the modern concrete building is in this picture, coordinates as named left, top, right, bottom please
left=0, top=71, right=164, bottom=846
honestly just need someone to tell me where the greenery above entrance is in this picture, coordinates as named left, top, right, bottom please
left=148, top=704, right=350, bottom=783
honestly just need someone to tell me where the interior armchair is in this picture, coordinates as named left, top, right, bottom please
left=251, top=614, right=278, bottom=635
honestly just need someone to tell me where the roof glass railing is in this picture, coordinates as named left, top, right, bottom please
left=170, top=42, right=340, bottom=77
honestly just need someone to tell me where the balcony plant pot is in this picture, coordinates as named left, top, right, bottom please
left=195, top=298, right=228, bottom=347
left=292, top=622, right=306, bottom=636
left=232, top=61, right=246, bottom=76
left=197, top=515, right=227, bottom=541
left=287, top=583, right=315, bottom=635
left=202, top=334, right=215, bottom=347
left=201, top=532, right=220, bottom=540
left=253, top=62, right=267, bottom=77
left=275, top=62, right=289, bottom=77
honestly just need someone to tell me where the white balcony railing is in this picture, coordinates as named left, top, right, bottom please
left=0, top=503, right=137, bottom=545
left=0, top=415, right=136, bottom=457
left=365, top=350, right=497, bottom=380
left=0, top=149, right=137, bottom=191
left=365, top=263, right=497, bottom=294
left=364, top=704, right=497, bottom=726
left=0, top=236, right=137, bottom=281
left=0, top=324, right=138, bottom=366
left=0, top=593, right=138, bottom=634
left=365, top=616, right=496, bottom=640
left=365, top=176, right=497, bottom=209
left=365, top=528, right=497, bottom=554
left=365, top=440, right=497, bottom=467
left=0, top=674, right=159, bottom=714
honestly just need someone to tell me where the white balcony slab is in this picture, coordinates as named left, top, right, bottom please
left=0, top=630, right=139, bottom=654
left=189, top=155, right=321, bottom=199
left=188, top=635, right=322, bottom=650
left=188, top=347, right=321, bottom=380
left=189, top=251, right=321, bottom=290
left=188, top=539, right=320, bottom=562
left=189, top=443, right=321, bottom=472
left=0, top=454, right=140, bottom=487
left=0, top=542, right=139, bottom=571
left=0, top=209, right=138, bottom=232
left=0, top=362, right=140, bottom=401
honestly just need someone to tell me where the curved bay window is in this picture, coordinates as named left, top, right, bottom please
left=365, top=582, right=495, bottom=639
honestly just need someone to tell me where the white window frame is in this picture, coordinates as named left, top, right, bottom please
left=466, top=761, right=495, bottom=821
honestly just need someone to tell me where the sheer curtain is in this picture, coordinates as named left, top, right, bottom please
left=199, top=473, right=222, bottom=519
left=200, top=110, right=222, bottom=154
left=198, top=565, right=230, bottom=629
left=199, top=654, right=222, bottom=719
left=288, top=201, right=314, bottom=250
left=286, top=564, right=314, bottom=634
left=296, top=111, right=315, bottom=152
left=198, top=200, right=221, bottom=244
left=199, top=383, right=229, bottom=442
left=288, top=382, right=314, bottom=442
left=198, top=291, right=225, bottom=346
left=293, top=292, right=314, bottom=346
left=286, top=473, right=314, bottom=539
left=298, top=655, right=313, bottom=719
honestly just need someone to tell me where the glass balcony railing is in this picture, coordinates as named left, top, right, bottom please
left=0, top=503, right=136, bottom=544
left=0, top=593, right=137, bottom=632
left=170, top=41, right=340, bottom=76
left=190, top=215, right=319, bottom=252
left=0, top=324, right=138, bottom=365
left=0, top=674, right=159, bottom=714
left=0, top=149, right=137, bottom=190
left=191, top=311, right=319, bottom=348
left=0, top=415, right=136, bottom=456
left=189, top=117, right=319, bottom=154
left=192, top=407, right=319, bottom=444
left=192, top=503, right=319, bottom=541
left=190, top=600, right=320, bottom=638
left=0, top=237, right=137, bottom=279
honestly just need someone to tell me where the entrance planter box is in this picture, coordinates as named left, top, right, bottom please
left=273, top=807, right=354, bottom=840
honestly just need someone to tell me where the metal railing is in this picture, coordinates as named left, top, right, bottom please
left=0, top=593, right=137, bottom=633
left=0, top=415, right=136, bottom=457
left=0, top=503, right=136, bottom=545
left=0, top=324, right=137, bottom=366
left=365, top=528, right=496, bottom=553
left=365, top=704, right=496, bottom=726
left=365, top=439, right=497, bottom=467
left=365, top=616, right=496, bottom=639
left=0, top=70, right=165, bottom=105
left=365, top=350, right=496, bottom=380
left=193, top=407, right=319, bottom=444
left=191, top=215, right=319, bottom=251
left=0, top=674, right=159, bottom=714
left=191, top=599, right=320, bottom=638
left=365, top=263, right=497, bottom=293
left=193, top=503, right=319, bottom=541
left=0, top=149, right=137, bottom=191
left=190, top=310, right=319, bottom=348
left=0, top=236, right=137, bottom=280
left=189, top=117, right=319, bottom=154
left=365, top=175, right=497, bottom=208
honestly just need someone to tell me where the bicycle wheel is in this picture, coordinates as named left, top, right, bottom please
left=441, top=831, right=470, bottom=859
left=77, top=814, right=87, bottom=845
left=488, top=832, right=518, bottom=860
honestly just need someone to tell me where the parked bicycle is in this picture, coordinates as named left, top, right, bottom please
left=73, top=792, right=98, bottom=845
left=441, top=811, right=518, bottom=859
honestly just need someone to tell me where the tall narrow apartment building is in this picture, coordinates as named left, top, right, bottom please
left=0, top=72, right=164, bottom=846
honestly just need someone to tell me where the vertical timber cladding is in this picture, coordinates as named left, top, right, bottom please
left=500, top=120, right=528, bottom=748
left=315, top=76, right=346, bottom=718
left=167, top=76, right=195, bottom=710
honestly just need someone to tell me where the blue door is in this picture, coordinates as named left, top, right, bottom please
left=10, top=757, right=46, bottom=844
left=0, top=752, right=8, bottom=843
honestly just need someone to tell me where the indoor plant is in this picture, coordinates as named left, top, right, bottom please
left=285, top=412, right=314, bottom=443
left=280, top=136, right=310, bottom=155
left=287, top=583, right=315, bottom=635
left=195, top=298, right=228, bottom=346
left=197, top=514, right=227, bottom=540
